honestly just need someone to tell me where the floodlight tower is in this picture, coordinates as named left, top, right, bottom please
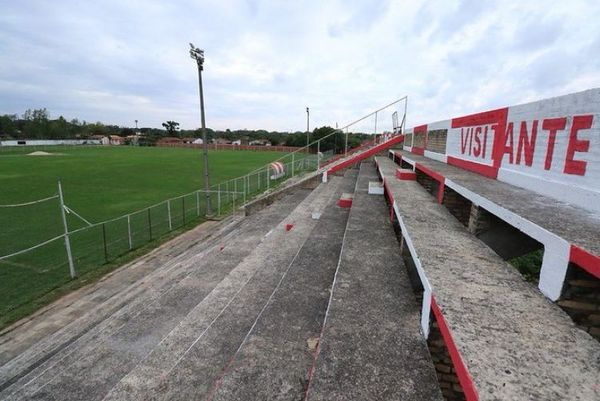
left=306, top=107, right=310, bottom=151
left=190, top=43, right=212, bottom=216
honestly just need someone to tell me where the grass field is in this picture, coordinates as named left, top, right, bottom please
left=0, top=145, right=298, bottom=328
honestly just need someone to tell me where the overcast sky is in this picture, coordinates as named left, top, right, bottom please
left=1, top=0, right=599, bottom=132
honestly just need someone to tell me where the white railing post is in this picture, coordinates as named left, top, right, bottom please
left=167, top=200, right=172, bottom=230
left=292, top=153, right=295, bottom=176
left=345, top=128, right=349, bottom=157
left=58, top=181, right=76, bottom=278
left=218, top=185, right=221, bottom=216
left=317, top=140, right=320, bottom=170
left=267, top=167, right=270, bottom=189
left=127, top=214, right=133, bottom=250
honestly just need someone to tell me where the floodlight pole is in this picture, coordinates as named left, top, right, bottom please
left=306, top=107, right=310, bottom=152
left=190, top=43, right=212, bottom=216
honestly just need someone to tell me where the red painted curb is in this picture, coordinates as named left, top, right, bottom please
left=431, top=298, right=479, bottom=401
left=570, top=245, right=600, bottom=279
left=395, top=168, right=416, bottom=180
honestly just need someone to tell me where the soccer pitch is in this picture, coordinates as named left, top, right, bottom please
left=0, top=146, right=294, bottom=327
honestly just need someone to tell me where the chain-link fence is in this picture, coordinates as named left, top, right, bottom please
left=0, top=97, right=408, bottom=324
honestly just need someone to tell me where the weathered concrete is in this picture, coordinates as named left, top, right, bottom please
left=0, top=218, right=233, bottom=365
left=210, top=169, right=358, bottom=401
left=392, top=150, right=600, bottom=259
left=0, top=187, right=315, bottom=400
left=102, top=175, right=343, bottom=401
left=307, top=162, right=443, bottom=401
left=244, top=171, right=321, bottom=216
left=376, top=156, right=600, bottom=401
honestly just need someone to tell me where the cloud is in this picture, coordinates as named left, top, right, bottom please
left=0, top=0, right=598, bottom=131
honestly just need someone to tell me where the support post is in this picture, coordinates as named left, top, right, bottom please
left=147, top=208, right=152, bottom=240
left=58, top=181, right=76, bottom=278
left=292, top=153, right=295, bottom=176
left=182, top=196, right=186, bottom=226
left=218, top=187, right=221, bottom=216
left=127, top=214, right=133, bottom=250
left=267, top=167, right=270, bottom=189
left=317, top=140, right=320, bottom=170
left=345, top=129, right=348, bottom=157
left=167, top=200, right=172, bottom=230
left=196, top=190, right=200, bottom=216
left=102, top=223, right=108, bottom=262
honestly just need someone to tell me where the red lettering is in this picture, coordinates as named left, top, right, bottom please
left=564, top=115, right=593, bottom=175
left=468, top=127, right=473, bottom=155
left=482, top=126, right=488, bottom=159
left=473, top=127, right=482, bottom=157
left=503, top=122, right=514, bottom=164
left=516, top=120, right=538, bottom=166
left=460, top=128, right=470, bottom=154
left=541, top=117, right=566, bottom=170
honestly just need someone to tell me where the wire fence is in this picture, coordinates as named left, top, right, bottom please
left=0, top=97, right=407, bottom=322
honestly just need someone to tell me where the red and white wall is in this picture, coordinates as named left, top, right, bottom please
left=403, top=88, right=600, bottom=213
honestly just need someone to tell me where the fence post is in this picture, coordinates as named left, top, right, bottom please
left=218, top=187, right=221, bottom=216
left=58, top=181, right=76, bottom=278
left=167, top=200, right=172, bottom=230
left=147, top=208, right=152, bottom=240
left=102, top=223, right=108, bottom=262
left=345, top=129, right=349, bottom=157
left=267, top=167, right=270, bottom=189
left=292, top=153, right=295, bottom=176
left=182, top=196, right=186, bottom=226
left=196, top=190, right=200, bottom=216
left=317, top=140, right=321, bottom=170
left=127, top=214, right=133, bottom=250
left=258, top=169, right=261, bottom=189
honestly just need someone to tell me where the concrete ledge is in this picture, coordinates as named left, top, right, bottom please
left=244, top=172, right=321, bottom=216
left=374, top=155, right=600, bottom=401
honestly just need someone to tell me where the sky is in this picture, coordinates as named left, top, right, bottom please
left=1, top=0, right=599, bottom=132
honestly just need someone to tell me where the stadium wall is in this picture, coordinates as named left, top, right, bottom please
left=402, top=88, right=600, bottom=213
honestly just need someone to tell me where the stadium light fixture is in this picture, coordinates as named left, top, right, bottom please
left=190, top=43, right=212, bottom=216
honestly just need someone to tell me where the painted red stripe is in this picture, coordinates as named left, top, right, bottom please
left=415, top=163, right=444, bottom=184
left=569, top=245, right=600, bottom=279
left=447, top=156, right=499, bottom=179
left=327, top=135, right=404, bottom=174
left=431, top=298, right=479, bottom=401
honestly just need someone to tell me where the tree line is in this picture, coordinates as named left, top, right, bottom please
left=0, top=108, right=370, bottom=153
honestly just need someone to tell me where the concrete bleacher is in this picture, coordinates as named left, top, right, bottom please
left=305, top=162, right=443, bottom=401
left=390, top=149, right=600, bottom=302
left=375, top=155, right=600, bottom=400
left=1, top=119, right=599, bottom=401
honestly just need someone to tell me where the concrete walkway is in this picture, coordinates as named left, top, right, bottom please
left=306, top=161, right=443, bottom=401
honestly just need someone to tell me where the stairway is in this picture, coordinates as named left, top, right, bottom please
left=1, top=163, right=447, bottom=401
left=305, top=161, right=443, bottom=401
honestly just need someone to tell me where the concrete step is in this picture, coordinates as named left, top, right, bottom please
left=209, top=168, right=359, bottom=401
left=101, top=176, right=345, bottom=401
left=306, top=161, right=443, bottom=401
left=0, top=186, right=318, bottom=401
left=374, top=155, right=600, bottom=401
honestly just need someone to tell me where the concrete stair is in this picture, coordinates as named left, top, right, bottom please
left=0, top=185, right=325, bottom=400
left=208, top=168, right=359, bottom=401
left=305, top=161, right=443, bottom=401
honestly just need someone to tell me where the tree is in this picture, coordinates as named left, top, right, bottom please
left=0, top=114, right=18, bottom=138
left=162, top=121, right=180, bottom=136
